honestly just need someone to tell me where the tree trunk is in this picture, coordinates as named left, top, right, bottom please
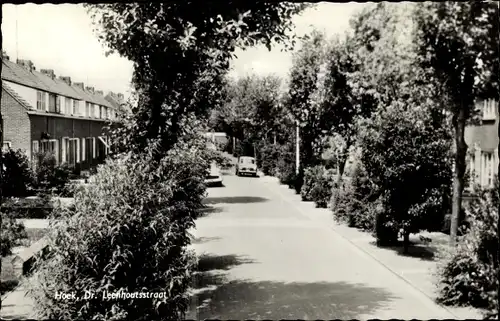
left=497, top=99, right=499, bottom=321
left=335, top=141, right=352, bottom=190
left=450, top=107, right=467, bottom=245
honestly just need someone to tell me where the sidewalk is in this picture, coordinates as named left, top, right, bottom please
left=258, top=173, right=484, bottom=320
left=0, top=280, right=36, bottom=320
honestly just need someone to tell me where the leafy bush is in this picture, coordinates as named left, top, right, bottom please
left=257, top=143, right=281, bottom=176
left=358, top=102, right=452, bottom=247
left=331, top=162, right=378, bottom=231
left=1, top=196, right=54, bottom=219
left=1, top=216, right=28, bottom=257
left=1, top=148, right=35, bottom=197
left=436, top=184, right=498, bottom=318
left=301, top=166, right=335, bottom=208
left=33, top=152, right=72, bottom=196
left=29, top=142, right=208, bottom=320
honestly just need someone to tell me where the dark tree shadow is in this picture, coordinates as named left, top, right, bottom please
left=203, top=196, right=269, bottom=205
left=195, top=254, right=256, bottom=272
left=369, top=234, right=444, bottom=261
left=191, top=236, right=222, bottom=245
left=187, top=278, right=397, bottom=320
left=197, top=206, right=224, bottom=218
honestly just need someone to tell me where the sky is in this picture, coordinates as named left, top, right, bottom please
left=1, top=3, right=368, bottom=99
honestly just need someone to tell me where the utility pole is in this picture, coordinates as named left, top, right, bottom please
left=296, top=120, right=300, bottom=175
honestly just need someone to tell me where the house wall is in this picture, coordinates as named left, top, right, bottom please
left=1, top=88, right=31, bottom=156
left=4, top=80, right=37, bottom=109
left=29, top=114, right=109, bottom=166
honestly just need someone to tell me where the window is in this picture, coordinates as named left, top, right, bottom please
left=65, top=98, right=71, bottom=114
left=64, top=138, right=80, bottom=166
left=73, top=100, right=79, bottom=115
left=90, top=104, right=95, bottom=118
left=2, top=141, right=12, bottom=151
left=99, top=106, right=104, bottom=119
left=55, top=96, right=61, bottom=113
left=40, top=139, right=59, bottom=163
left=32, top=141, right=39, bottom=161
left=483, top=99, right=497, bottom=120
left=48, top=94, right=57, bottom=112
left=487, top=153, right=493, bottom=187
left=36, top=91, right=46, bottom=110
left=85, top=102, right=90, bottom=117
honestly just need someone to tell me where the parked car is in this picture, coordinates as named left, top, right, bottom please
left=236, top=156, right=258, bottom=177
left=205, top=162, right=223, bottom=187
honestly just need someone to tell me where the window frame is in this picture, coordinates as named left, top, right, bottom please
left=36, top=91, right=46, bottom=110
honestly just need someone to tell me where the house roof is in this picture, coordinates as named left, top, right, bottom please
left=2, top=59, right=114, bottom=109
left=465, top=117, right=499, bottom=152
left=2, top=80, right=33, bottom=110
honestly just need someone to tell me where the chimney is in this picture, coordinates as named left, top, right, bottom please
left=95, top=90, right=103, bottom=96
left=86, top=86, right=95, bottom=94
left=16, top=59, right=35, bottom=72
left=107, top=91, right=116, bottom=98
left=40, top=69, right=56, bottom=80
left=59, top=76, right=72, bottom=86
left=1, top=51, right=9, bottom=61
left=117, top=93, right=124, bottom=100
left=73, top=82, right=85, bottom=90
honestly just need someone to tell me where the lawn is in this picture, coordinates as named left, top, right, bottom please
left=1, top=227, right=48, bottom=296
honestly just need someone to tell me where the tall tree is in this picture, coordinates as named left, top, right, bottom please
left=414, top=1, right=499, bottom=243
left=286, top=30, right=336, bottom=171
left=86, top=3, right=307, bottom=161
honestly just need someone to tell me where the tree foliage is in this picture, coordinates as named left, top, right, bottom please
left=414, top=1, right=499, bottom=241
left=86, top=3, right=307, bottom=161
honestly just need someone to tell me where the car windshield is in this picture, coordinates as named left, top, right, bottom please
left=240, top=158, right=255, bottom=164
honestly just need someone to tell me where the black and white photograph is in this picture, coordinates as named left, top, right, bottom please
left=0, top=1, right=498, bottom=320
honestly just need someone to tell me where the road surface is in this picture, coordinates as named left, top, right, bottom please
left=186, top=172, right=456, bottom=320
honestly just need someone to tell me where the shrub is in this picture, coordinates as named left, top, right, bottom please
left=1, top=196, right=54, bottom=219
left=29, top=143, right=208, bottom=320
left=257, top=143, right=280, bottom=176
left=331, top=162, right=378, bottom=231
left=301, top=166, right=335, bottom=208
left=358, top=102, right=453, bottom=248
left=33, top=152, right=72, bottom=196
left=1, top=148, right=35, bottom=197
left=1, top=216, right=28, bottom=257
left=436, top=184, right=498, bottom=318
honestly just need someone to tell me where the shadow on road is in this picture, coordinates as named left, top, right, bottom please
left=187, top=278, right=397, bottom=320
left=196, top=254, right=256, bottom=272
left=370, top=238, right=441, bottom=262
left=203, top=196, right=269, bottom=205
left=187, top=254, right=396, bottom=320
left=198, top=206, right=224, bottom=218
left=191, top=236, right=222, bottom=245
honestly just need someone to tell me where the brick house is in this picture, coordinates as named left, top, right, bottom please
left=1, top=53, right=124, bottom=170
left=465, top=99, right=499, bottom=189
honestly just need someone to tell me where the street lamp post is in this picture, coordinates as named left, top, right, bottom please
left=296, top=120, right=300, bottom=175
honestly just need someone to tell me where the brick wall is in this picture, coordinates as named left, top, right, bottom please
left=1, top=88, right=31, bottom=156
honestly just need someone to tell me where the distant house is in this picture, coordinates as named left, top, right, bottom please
left=1, top=52, right=119, bottom=170
left=465, top=99, right=499, bottom=189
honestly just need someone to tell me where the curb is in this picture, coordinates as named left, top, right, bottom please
left=259, top=173, right=462, bottom=319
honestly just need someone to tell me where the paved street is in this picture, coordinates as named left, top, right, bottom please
left=187, top=171, right=457, bottom=320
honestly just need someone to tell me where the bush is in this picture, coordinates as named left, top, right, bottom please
left=331, top=162, right=378, bottom=231
left=358, top=102, right=453, bottom=247
left=1, top=148, right=35, bottom=197
left=33, top=152, right=72, bottom=196
left=257, top=143, right=280, bottom=176
left=301, top=166, right=335, bottom=208
left=28, top=143, right=208, bottom=320
left=1, top=196, right=54, bottom=219
left=1, top=216, right=28, bottom=257
left=436, top=184, right=498, bottom=318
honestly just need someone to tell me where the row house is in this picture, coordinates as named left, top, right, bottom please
left=465, top=99, right=499, bottom=189
left=1, top=53, right=124, bottom=170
